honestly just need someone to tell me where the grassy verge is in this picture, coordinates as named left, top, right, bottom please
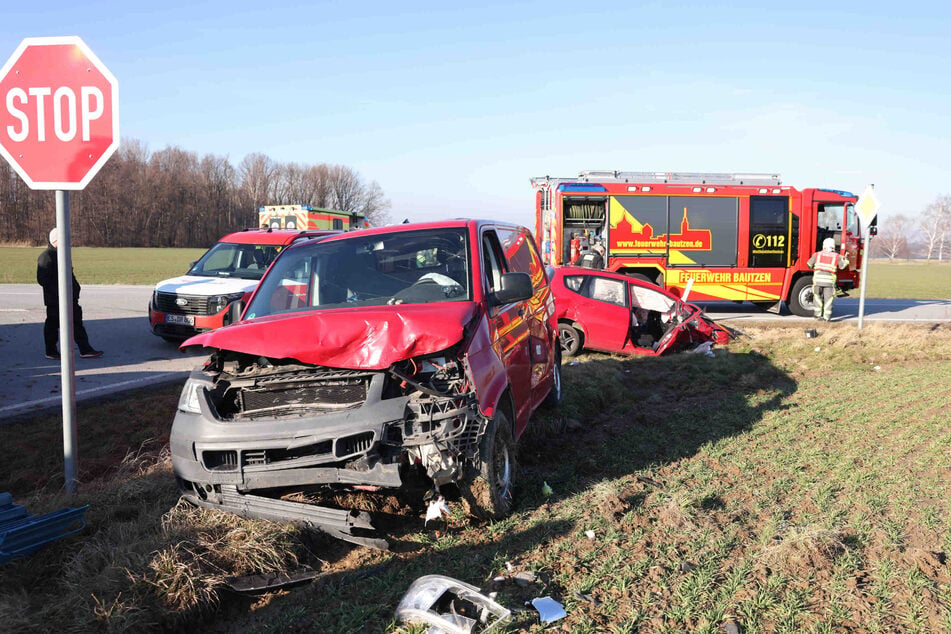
left=1, top=322, right=949, bottom=631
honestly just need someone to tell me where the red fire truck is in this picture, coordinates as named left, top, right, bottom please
left=532, top=171, right=864, bottom=317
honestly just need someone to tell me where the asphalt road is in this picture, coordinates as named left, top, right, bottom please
left=1, top=284, right=949, bottom=422
left=0, top=284, right=205, bottom=421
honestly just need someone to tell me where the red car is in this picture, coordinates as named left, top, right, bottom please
left=170, top=220, right=560, bottom=548
left=550, top=266, right=730, bottom=356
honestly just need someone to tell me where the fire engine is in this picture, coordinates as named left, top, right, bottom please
left=532, top=171, right=864, bottom=317
left=259, top=204, right=368, bottom=231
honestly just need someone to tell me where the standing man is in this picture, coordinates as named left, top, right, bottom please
left=807, top=237, right=849, bottom=321
left=37, top=228, right=103, bottom=360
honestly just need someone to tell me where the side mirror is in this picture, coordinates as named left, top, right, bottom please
left=224, top=300, right=246, bottom=326
left=493, top=272, right=533, bottom=305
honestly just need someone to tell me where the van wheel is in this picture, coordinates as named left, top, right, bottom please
left=461, top=411, right=516, bottom=520
left=558, top=323, right=583, bottom=356
left=788, top=277, right=815, bottom=317
left=542, top=351, right=562, bottom=408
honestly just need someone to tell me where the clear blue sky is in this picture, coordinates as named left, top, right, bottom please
left=3, top=1, right=948, bottom=228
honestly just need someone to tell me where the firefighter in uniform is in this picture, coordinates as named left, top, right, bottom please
left=806, top=237, right=848, bottom=321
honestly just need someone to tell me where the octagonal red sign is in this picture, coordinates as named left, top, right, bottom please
left=0, top=36, right=119, bottom=190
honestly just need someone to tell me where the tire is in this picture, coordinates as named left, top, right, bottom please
left=542, top=350, right=562, bottom=408
left=788, top=276, right=815, bottom=317
left=629, top=273, right=656, bottom=286
left=558, top=323, right=583, bottom=356
left=461, top=411, right=516, bottom=520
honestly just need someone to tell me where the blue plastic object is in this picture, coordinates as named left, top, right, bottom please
left=0, top=492, right=89, bottom=564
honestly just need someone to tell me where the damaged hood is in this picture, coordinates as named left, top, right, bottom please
left=182, top=302, right=479, bottom=369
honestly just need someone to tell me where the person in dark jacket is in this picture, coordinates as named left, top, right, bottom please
left=37, top=227, right=102, bottom=359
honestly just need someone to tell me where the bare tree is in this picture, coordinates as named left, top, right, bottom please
left=918, top=195, right=950, bottom=260
left=239, top=153, right=278, bottom=206
left=1, top=139, right=390, bottom=246
left=872, top=213, right=913, bottom=260
left=325, top=164, right=390, bottom=225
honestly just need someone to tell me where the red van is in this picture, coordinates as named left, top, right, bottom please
left=170, top=220, right=560, bottom=548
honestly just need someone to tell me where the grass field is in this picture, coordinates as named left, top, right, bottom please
left=2, top=246, right=950, bottom=299
left=1, top=322, right=949, bottom=632
left=0, top=246, right=205, bottom=285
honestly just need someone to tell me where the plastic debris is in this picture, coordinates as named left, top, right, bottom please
left=529, top=596, right=566, bottom=624
left=395, top=574, right=511, bottom=633
left=873, top=365, right=881, bottom=371
left=541, top=482, right=553, bottom=497
left=814, top=346, right=821, bottom=352
left=425, top=496, right=451, bottom=526
left=224, top=565, right=320, bottom=594
left=584, top=530, right=595, bottom=539
left=805, top=328, right=818, bottom=338
left=568, top=360, right=580, bottom=366
left=689, top=342, right=714, bottom=356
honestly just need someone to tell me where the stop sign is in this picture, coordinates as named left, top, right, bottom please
left=0, top=36, right=119, bottom=190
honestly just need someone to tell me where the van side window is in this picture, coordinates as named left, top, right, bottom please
left=482, top=232, right=506, bottom=292
left=497, top=227, right=545, bottom=289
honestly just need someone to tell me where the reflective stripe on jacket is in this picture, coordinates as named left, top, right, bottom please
left=813, top=251, right=839, bottom=273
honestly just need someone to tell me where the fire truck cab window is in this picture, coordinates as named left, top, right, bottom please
left=816, top=203, right=845, bottom=250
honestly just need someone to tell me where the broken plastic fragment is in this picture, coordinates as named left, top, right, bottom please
left=396, top=574, right=512, bottom=633
left=584, top=530, right=595, bottom=539
left=425, top=496, right=451, bottom=526
left=689, top=342, right=714, bottom=355
left=530, top=596, right=566, bottom=624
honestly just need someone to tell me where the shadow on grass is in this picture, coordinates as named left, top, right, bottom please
left=517, top=349, right=797, bottom=509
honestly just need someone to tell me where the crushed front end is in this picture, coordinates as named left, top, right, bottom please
left=170, top=347, right=486, bottom=549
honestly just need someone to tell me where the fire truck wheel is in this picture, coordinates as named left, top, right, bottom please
left=629, top=273, right=657, bottom=286
left=558, top=323, right=583, bottom=356
left=789, top=276, right=816, bottom=317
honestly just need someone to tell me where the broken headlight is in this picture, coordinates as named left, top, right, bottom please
left=178, top=378, right=206, bottom=414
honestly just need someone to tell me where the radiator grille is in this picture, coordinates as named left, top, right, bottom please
left=155, top=292, right=213, bottom=316
left=239, top=381, right=367, bottom=417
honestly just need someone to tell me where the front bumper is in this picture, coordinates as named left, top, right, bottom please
left=148, top=302, right=227, bottom=339
left=170, top=368, right=483, bottom=495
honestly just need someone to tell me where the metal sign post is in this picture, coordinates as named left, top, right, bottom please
left=56, top=191, right=80, bottom=493
left=855, top=185, right=880, bottom=330
left=0, top=36, right=119, bottom=495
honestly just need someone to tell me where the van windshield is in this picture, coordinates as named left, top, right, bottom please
left=187, top=242, right=281, bottom=280
left=245, top=228, right=471, bottom=319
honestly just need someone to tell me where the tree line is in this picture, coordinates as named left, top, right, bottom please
left=0, top=139, right=391, bottom=248
left=870, top=195, right=951, bottom=260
